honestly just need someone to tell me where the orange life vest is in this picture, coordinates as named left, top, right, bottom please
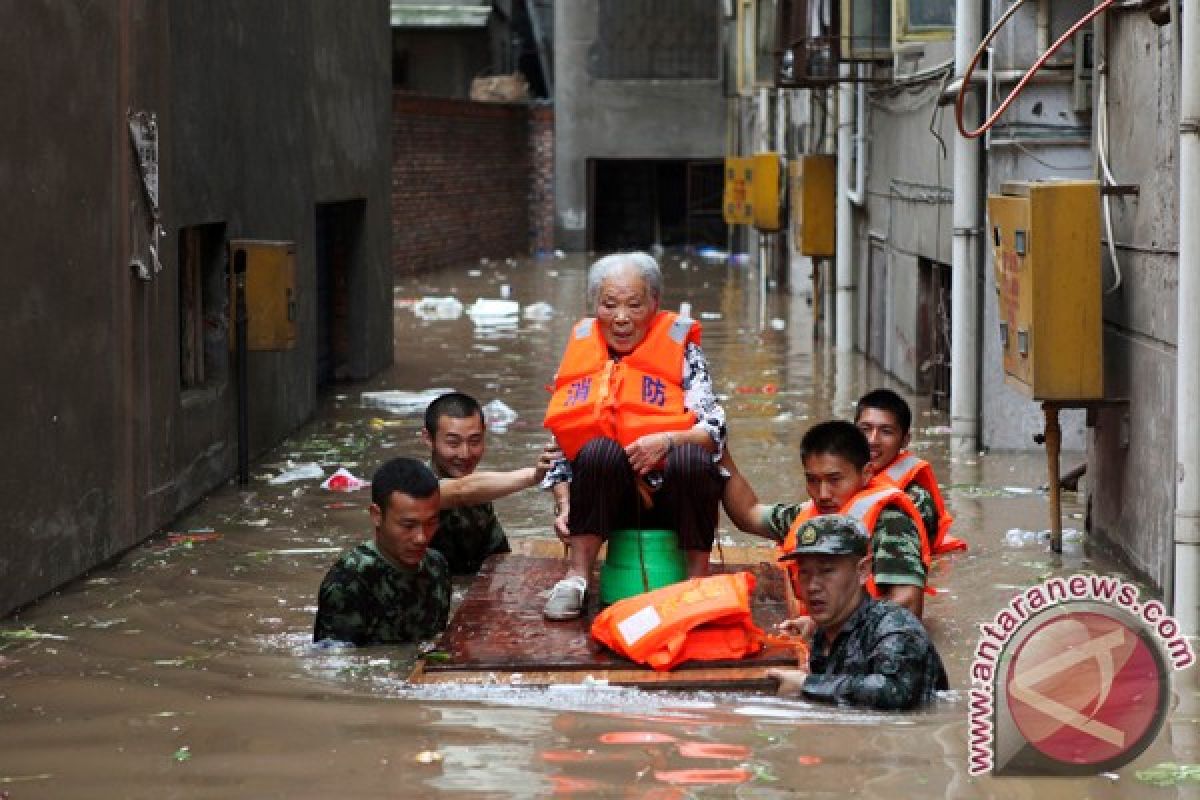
left=590, top=572, right=764, bottom=671
left=543, top=311, right=701, bottom=460
left=879, top=451, right=967, bottom=554
left=779, top=479, right=934, bottom=601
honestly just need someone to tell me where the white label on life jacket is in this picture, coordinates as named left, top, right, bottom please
left=617, top=605, right=663, bottom=646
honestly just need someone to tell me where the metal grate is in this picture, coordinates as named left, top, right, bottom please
left=590, top=0, right=720, bottom=80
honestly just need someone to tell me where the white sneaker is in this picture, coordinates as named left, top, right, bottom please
left=543, top=576, right=588, bottom=620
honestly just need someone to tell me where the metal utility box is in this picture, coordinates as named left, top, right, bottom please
left=723, top=157, right=755, bottom=225
left=751, top=152, right=784, bottom=232
left=789, top=155, right=836, bottom=256
left=228, top=239, right=297, bottom=351
left=987, top=180, right=1102, bottom=400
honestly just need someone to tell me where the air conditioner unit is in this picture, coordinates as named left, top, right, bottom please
left=892, top=41, right=926, bottom=81
left=775, top=0, right=840, bottom=87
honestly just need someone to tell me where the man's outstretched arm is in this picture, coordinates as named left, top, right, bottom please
left=439, top=443, right=560, bottom=508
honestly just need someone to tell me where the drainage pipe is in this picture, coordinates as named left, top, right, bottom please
left=835, top=64, right=856, bottom=349
left=1173, top=0, right=1200, bottom=635
left=950, top=0, right=984, bottom=452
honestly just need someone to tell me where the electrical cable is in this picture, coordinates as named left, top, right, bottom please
left=955, top=0, right=1115, bottom=140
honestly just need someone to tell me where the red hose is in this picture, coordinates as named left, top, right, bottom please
left=955, top=0, right=1114, bottom=140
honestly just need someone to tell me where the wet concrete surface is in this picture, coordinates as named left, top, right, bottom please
left=1, top=253, right=1196, bottom=798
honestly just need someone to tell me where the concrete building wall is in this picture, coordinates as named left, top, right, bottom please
left=391, top=93, right=533, bottom=273
left=1087, top=14, right=1179, bottom=588
left=553, top=0, right=727, bottom=250
left=0, top=1, right=392, bottom=616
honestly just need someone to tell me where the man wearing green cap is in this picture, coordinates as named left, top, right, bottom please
left=766, top=515, right=949, bottom=710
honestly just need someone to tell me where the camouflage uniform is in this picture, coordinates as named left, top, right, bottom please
left=428, top=461, right=511, bottom=576
left=904, top=483, right=940, bottom=553
left=804, top=596, right=949, bottom=709
left=313, top=541, right=450, bottom=645
left=429, top=502, right=510, bottom=576
left=780, top=516, right=948, bottom=710
left=764, top=503, right=927, bottom=589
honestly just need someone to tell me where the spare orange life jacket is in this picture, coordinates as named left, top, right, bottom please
left=590, top=572, right=764, bottom=671
left=779, top=479, right=935, bottom=601
left=879, top=451, right=967, bottom=554
left=543, top=311, right=700, bottom=460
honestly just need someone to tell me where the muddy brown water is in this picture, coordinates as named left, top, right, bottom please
left=1, top=253, right=1195, bottom=798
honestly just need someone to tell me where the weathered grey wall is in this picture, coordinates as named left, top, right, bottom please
left=553, top=0, right=727, bottom=250
left=0, top=1, right=392, bottom=616
left=1087, top=14, right=1179, bottom=589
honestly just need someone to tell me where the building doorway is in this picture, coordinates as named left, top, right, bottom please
left=587, top=159, right=725, bottom=252
left=314, top=200, right=364, bottom=388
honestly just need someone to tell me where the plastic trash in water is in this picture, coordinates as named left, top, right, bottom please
left=468, top=298, right=519, bottom=319
left=321, top=467, right=369, bottom=492
left=361, top=388, right=454, bottom=414
left=482, top=398, right=518, bottom=432
left=522, top=301, right=555, bottom=321
left=412, top=296, right=463, bottom=320
left=499, top=284, right=511, bottom=299
left=769, top=318, right=786, bottom=331
left=699, top=311, right=722, bottom=320
left=269, top=462, right=324, bottom=485
left=554, top=249, right=566, bottom=259
left=467, top=269, right=482, bottom=277
left=695, top=246, right=728, bottom=262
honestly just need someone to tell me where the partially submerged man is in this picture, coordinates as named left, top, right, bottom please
left=766, top=516, right=948, bottom=710
left=721, top=420, right=931, bottom=619
left=854, top=388, right=965, bottom=554
left=313, top=457, right=448, bottom=646
left=423, top=391, right=558, bottom=575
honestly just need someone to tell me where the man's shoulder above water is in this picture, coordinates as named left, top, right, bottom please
left=314, top=543, right=451, bottom=646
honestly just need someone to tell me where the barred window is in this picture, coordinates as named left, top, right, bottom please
left=590, top=0, right=720, bottom=80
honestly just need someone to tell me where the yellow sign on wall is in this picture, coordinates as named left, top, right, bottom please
left=723, top=157, right=755, bottom=225
left=789, top=155, right=836, bottom=256
left=987, top=181, right=1102, bottom=400
left=228, top=239, right=298, bottom=351
left=751, top=152, right=783, bottom=232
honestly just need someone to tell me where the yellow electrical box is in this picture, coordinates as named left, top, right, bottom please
left=228, top=239, right=297, bottom=351
left=987, top=180, right=1102, bottom=400
left=723, top=157, right=755, bottom=225
left=751, top=152, right=784, bottom=232
left=789, top=155, right=836, bottom=256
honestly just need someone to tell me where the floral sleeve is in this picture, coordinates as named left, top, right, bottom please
left=682, top=342, right=726, bottom=457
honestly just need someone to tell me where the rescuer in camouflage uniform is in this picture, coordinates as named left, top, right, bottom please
left=314, top=458, right=450, bottom=645
left=422, top=392, right=558, bottom=575
left=720, top=421, right=929, bottom=618
left=767, top=516, right=949, bottom=710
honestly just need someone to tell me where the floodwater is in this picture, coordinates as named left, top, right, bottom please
left=1, top=253, right=1196, bottom=799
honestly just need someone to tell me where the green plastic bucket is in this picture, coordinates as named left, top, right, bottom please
left=599, top=529, right=687, bottom=604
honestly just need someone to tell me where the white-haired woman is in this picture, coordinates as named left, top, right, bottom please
left=540, top=252, right=726, bottom=620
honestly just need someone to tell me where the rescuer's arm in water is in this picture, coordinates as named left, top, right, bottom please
left=716, top=450, right=775, bottom=539
left=437, top=443, right=560, bottom=508
left=870, top=509, right=928, bottom=619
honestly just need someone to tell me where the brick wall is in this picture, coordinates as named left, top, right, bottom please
left=393, top=92, right=542, bottom=273
left=529, top=105, right=555, bottom=255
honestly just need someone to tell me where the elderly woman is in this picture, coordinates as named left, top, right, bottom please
left=540, top=252, right=727, bottom=620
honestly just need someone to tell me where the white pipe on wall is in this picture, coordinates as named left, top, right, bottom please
left=951, top=0, right=983, bottom=453
left=846, top=65, right=867, bottom=207
left=835, top=64, right=856, bottom=349
left=1173, top=0, right=1200, bottom=635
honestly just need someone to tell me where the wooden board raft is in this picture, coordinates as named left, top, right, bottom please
left=409, top=548, right=801, bottom=689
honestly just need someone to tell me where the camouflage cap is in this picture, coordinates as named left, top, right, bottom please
left=780, top=514, right=869, bottom=559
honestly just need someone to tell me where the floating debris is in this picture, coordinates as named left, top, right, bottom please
left=166, top=532, right=222, bottom=545
left=522, top=301, right=555, bottom=321
left=482, top=399, right=518, bottom=432
left=172, top=746, right=192, bottom=763
left=268, top=463, right=324, bottom=485
left=412, top=296, right=463, bottom=320
left=361, top=388, right=454, bottom=415
left=414, top=750, right=443, bottom=764
left=321, top=467, right=368, bottom=492
left=0, top=628, right=68, bottom=641
left=1136, top=763, right=1200, bottom=787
